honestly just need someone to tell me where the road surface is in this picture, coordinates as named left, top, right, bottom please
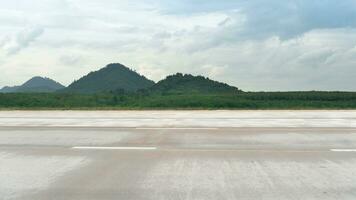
left=1, top=111, right=356, bottom=200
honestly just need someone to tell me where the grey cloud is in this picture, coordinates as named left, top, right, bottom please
left=239, top=0, right=356, bottom=39
left=0, top=26, right=44, bottom=55
left=218, top=17, right=232, bottom=27
left=157, top=0, right=356, bottom=39
left=156, top=0, right=356, bottom=54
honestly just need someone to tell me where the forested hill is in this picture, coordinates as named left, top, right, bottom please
left=63, top=63, right=155, bottom=94
left=0, top=76, right=65, bottom=93
left=147, top=73, right=241, bottom=94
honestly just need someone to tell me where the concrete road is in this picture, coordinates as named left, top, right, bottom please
left=1, top=111, right=356, bottom=200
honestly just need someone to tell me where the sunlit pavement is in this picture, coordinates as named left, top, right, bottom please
left=1, top=111, right=356, bottom=200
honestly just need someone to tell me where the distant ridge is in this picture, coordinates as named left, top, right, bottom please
left=63, top=63, right=155, bottom=93
left=0, top=76, right=65, bottom=93
left=148, top=73, right=241, bottom=94
left=0, top=63, right=242, bottom=95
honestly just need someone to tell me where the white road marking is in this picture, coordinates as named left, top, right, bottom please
left=330, top=149, right=356, bottom=152
left=72, top=146, right=157, bottom=150
left=135, top=127, right=218, bottom=130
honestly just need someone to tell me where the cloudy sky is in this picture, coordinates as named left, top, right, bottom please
left=1, top=0, right=356, bottom=91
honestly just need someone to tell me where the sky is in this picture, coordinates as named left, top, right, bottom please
left=0, top=0, right=356, bottom=91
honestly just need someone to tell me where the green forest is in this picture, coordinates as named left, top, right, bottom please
left=1, top=91, right=356, bottom=110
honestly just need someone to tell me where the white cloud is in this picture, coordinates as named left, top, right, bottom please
left=0, top=26, right=44, bottom=55
left=59, top=54, right=83, bottom=65
left=0, top=0, right=355, bottom=91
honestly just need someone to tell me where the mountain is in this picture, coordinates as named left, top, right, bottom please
left=0, top=86, right=20, bottom=93
left=63, top=63, right=155, bottom=93
left=148, top=73, right=241, bottom=95
left=0, top=76, right=65, bottom=93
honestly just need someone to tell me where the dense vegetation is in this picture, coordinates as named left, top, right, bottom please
left=148, top=73, right=241, bottom=95
left=1, top=92, right=356, bottom=109
left=63, top=63, right=155, bottom=94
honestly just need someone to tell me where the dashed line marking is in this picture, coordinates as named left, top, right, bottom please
left=135, top=127, right=218, bottom=130
left=330, top=149, right=356, bottom=152
left=72, top=146, right=157, bottom=150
